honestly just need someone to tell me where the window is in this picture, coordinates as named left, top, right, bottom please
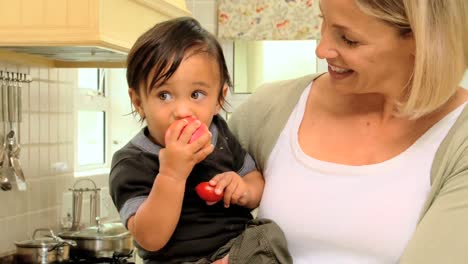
left=75, top=68, right=109, bottom=172
left=233, top=40, right=318, bottom=94
left=77, top=111, right=105, bottom=166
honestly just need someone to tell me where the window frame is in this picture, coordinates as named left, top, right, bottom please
left=74, top=68, right=110, bottom=173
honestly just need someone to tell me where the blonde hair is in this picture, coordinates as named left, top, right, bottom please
left=355, top=0, right=468, bottom=118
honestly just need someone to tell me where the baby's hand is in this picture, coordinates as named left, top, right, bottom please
left=159, top=119, right=214, bottom=181
left=209, top=172, right=250, bottom=208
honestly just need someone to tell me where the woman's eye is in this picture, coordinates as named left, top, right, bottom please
left=158, top=92, right=172, bottom=100
left=191, top=91, right=206, bottom=100
left=341, top=35, right=359, bottom=47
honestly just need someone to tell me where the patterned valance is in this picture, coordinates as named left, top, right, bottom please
left=218, top=0, right=322, bottom=40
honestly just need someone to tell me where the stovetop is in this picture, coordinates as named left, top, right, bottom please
left=10, top=253, right=135, bottom=264
left=64, top=257, right=134, bottom=264
left=65, top=252, right=135, bottom=264
left=65, top=258, right=134, bottom=264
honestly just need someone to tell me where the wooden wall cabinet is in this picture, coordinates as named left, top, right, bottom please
left=0, top=0, right=191, bottom=67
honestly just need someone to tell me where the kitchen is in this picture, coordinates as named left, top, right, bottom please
left=0, top=0, right=209, bottom=263
left=1, top=0, right=468, bottom=263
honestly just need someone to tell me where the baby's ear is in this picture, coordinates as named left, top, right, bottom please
left=128, top=88, right=145, bottom=118
left=215, top=85, right=229, bottom=114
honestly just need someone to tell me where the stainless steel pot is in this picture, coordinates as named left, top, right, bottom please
left=15, top=228, right=76, bottom=264
left=58, top=221, right=133, bottom=258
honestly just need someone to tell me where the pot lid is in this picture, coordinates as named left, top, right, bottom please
left=16, top=228, right=76, bottom=248
left=15, top=237, right=59, bottom=248
left=58, top=222, right=130, bottom=240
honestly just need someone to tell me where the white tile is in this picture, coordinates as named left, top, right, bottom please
left=65, top=85, right=74, bottom=112
left=14, top=189, right=29, bottom=215
left=39, top=146, right=50, bottom=177
left=0, top=219, right=6, bottom=253
left=20, top=80, right=30, bottom=112
left=19, top=112, right=29, bottom=144
left=49, top=113, right=58, bottom=143
left=49, top=144, right=59, bottom=172
left=18, top=144, right=29, bottom=181
left=28, top=211, right=48, bottom=237
left=5, top=64, right=18, bottom=72
left=29, top=81, right=40, bottom=112
left=66, top=113, right=74, bottom=142
left=39, top=113, right=50, bottom=143
left=47, top=208, right=58, bottom=229
left=0, top=192, right=13, bottom=218
left=5, top=218, right=17, bottom=252
left=29, top=67, right=40, bottom=80
left=29, top=113, right=39, bottom=144
left=58, top=68, right=67, bottom=82
left=49, top=83, right=58, bottom=112
left=49, top=68, right=58, bottom=81
left=39, top=180, right=49, bottom=208
left=25, top=180, right=38, bottom=211
left=58, top=113, right=67, bottom=143
left=28, top=146, right=40, bottom=179
left=47, top=178, right=58, bottom=207
left=58, top=85, right=67, bottom=113
left=39, top=81, right=49, bottom=112
left=58, top=144, right=67, bottom=166
left=67, top=143, right=74, bottom=172
left=39, top=67, right=49, bottom=80
left=39, top=113, right=49, bottom=143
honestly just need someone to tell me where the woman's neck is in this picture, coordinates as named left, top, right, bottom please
left=311, top=76, right=401, bottom=123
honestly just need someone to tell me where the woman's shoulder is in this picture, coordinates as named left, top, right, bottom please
left=254, top=74, right=321, bottom=98
left=433, top=101, right=468, bottom=171
left=237, top=73, right=323, bottom=116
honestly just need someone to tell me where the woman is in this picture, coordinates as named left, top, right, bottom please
left=229, top=0, right=468, bottom=263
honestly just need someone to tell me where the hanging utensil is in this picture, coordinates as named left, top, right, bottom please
left=6, top=74, right=26, bottom=190
left=6, top=130, right=26, bottom=190
left=0, top=72, right=12, bottom=191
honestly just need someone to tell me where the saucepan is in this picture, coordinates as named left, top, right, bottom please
left=58, top=221, right=133, bottom=258
left=15, top=228, right=76, bottom=264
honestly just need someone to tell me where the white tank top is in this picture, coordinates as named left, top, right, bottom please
left=258, top=84, right=466, bottom=264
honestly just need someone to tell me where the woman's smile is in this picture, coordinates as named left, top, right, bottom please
left=328, top=63, right=354, bottom=80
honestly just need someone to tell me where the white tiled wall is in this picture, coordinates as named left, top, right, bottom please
left=0, top=62, right=77, bottom=255
left=0, top=0, right=228, bottom=258
left=0, top=62, right=116, bottom=256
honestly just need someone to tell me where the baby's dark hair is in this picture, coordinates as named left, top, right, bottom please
left=126, top=17, right=232, bottom=110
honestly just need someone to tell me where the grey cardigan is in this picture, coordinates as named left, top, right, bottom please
left=228, top=74, right=468, bottom=264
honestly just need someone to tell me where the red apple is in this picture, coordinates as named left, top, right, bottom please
left=195, top=181, right=224, bottom=203
left=180, top=117, right=209, bottom=143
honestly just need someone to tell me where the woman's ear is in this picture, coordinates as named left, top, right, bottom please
left=215, top=85, right=229, bottom=114
left=128, top=88, right=145, bottom=118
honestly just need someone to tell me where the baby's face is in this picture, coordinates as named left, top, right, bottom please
left=138, top=51, right=223, bottom=147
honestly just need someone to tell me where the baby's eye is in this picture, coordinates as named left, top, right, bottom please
left=191, top=91, right=206, bottom=100
left=158, top=92, right=172, bottom=101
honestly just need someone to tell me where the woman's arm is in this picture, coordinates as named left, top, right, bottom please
left=399, top=169, right=468, bottom=263
left=400, top=116, right=468, bottom=264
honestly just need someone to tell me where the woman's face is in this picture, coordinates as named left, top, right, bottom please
left=316, top=0, right=415, bottom=98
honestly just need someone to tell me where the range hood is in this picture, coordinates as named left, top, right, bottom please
left=0, top=0, right=191, bottom=68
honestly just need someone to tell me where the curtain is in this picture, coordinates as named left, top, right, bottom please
left=217, top=0, right=322, bottom=40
